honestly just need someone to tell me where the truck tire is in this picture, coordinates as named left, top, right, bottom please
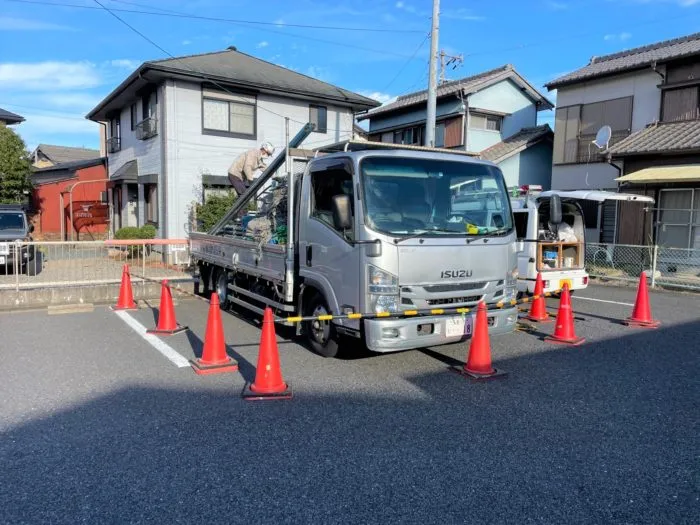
left=304, top=292, right=340, bottom=358
left=198, top=264, right=212, bottom=295
left=214, top=269, right=230, bottom=310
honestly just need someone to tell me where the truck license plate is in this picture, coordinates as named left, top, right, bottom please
left=446, top=315, right=473, bottom=338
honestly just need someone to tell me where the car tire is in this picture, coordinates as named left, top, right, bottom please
left=214, top=269, right=230, bottom=310
left=303, top=292, right=340, bottom=358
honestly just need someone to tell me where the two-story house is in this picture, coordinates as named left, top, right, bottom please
left=31, top=144, right=101, bottom=169
left=86, top=47, right=380, bottom=239
left=357, top=64, right=555, bottom=189
left=545, top=32, right=700, bottom=249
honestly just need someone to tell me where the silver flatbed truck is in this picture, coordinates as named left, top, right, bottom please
left=190, top=124, right=519, bottom=357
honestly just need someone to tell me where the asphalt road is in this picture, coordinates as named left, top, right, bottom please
left=0, top=284, right=698, bottom=524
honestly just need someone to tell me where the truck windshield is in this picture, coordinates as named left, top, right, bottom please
left=0, top=213, right=25, bottom=231
left=360, top=157, right=513, bottom=237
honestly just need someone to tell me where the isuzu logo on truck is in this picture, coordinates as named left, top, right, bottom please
left=440, top=270, right=472, bottom=279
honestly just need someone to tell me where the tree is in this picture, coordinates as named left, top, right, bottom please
left=0, top=126, right=33, bottom=204
left=195, top=191, right=237, bottom=232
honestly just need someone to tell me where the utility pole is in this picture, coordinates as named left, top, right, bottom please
left=425, top=0, right=440, bottom=147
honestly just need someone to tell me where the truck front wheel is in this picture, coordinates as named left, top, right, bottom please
left=304, top=293, right=340, bottom=358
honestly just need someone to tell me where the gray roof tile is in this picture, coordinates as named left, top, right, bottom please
left=358, top=65, right=553, bottom=121
left=607, top=120, right=700, bottom=156
left=0, top=107, right=25, bottom=124
left=479, top=124, right=553, bottom=162
left=546, top=32, right=700, bottom=89
left=36, top=144, right=101, bottom=164
left=148, top=48, right=380, bottom=109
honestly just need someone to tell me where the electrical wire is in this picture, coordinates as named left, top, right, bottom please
left=380, top=33, right=430, bottom=93
left=5, top=0, right=423, bottom=33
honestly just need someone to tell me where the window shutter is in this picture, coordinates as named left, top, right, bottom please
left=662, top=87, right=699, bottom=122
left=444, top=117, right=463, bottom=148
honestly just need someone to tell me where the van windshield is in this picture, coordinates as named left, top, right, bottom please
left=360, top=157, right=513, bottom=237
left=0, top=212, right=25, bottom=231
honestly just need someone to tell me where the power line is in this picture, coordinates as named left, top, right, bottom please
left=89, top=0, right=365, bottom=134
left=380, top=33, right=430, bottom=93
left=5, top=0, right=423, bottom=33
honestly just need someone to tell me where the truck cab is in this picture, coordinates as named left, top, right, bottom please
left=511, top=186, right=654, bottom=295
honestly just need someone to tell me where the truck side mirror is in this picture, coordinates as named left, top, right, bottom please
left=549, top=194, right=563, bottom=225
left=331, top=194, right=353, bottom=231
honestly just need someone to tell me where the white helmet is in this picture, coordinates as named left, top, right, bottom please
left=260, top=141, right=275, bottom=155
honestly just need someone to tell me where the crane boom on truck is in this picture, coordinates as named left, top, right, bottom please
left=190, top=123, right=520, bottom=357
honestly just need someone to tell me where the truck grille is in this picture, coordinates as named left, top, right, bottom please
left=422, top=282, right=486, bottom=293
left=427, top=295, right=482, bottom=306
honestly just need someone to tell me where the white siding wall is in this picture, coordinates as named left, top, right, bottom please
left=107, top=85, right=163, bottom=179
left=163, top=79, right=354, bottom=239
left=551, top=67, right=664, bottom=191
left=554, top=67, right=663, bottom=132
left=469, top=79, right=539, bottom=142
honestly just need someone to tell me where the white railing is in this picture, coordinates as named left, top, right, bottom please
left=586, top=242, right=700, bottom=291
left=0, top=239, right=193, bottom=292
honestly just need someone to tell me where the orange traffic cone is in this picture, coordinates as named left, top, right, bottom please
left=545, top=283, right=585, bottom=345
left=190, top=293, right=238, bottom=375
left=451, top=302, right=507, bottom=380
left=243, top=307, right=292, bottom=400
left=111, top=264, right=138, bottom=311
left=147, top=280, right=188, bottom=335
left=624, top=272, right=660, bottom=328
left=526, top=272, right=552, bottom=323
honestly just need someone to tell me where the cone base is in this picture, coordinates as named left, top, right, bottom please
left=242, top=382, right=292, bottom=401
left=544, top=334, right=586, bottom=346
left=110, top=304, right=138, bottom=311
left=450, top=365, right=508, bottom=381
left=190, top=357, right=238, bottom=375
left=623, top=318, right=660, bottom=329
left=147, top=325, right=188, bottom=336
left=526, top=314, right=553, bottom=323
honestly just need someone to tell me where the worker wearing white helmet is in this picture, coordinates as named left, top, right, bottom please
left=227, top=141, right=275, bottom=197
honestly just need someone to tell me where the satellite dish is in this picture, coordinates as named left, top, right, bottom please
left=593, top=125, right=612, bottom=149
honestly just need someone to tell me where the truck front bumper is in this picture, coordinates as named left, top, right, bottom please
left=363, top=307, right=517, bottom=353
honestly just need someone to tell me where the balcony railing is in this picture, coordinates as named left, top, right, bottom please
left=106, top=137, right=121, bottom=153
left=136, top=117, right=158, bottom=140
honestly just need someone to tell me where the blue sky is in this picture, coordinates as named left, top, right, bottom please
left=1, top=0, right=699, bottom=152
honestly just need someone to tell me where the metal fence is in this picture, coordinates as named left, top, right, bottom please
left=586, top=242, right=700, bottom=291
left=0, top=239, right=194, bottom=292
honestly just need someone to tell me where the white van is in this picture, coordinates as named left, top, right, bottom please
left=511, top=186, right=654, bottom=295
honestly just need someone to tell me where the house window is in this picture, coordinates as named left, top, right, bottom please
left=470, top=113, right=502, bottom=131
left=142, top=90, right=157, bottom=120
left=310, top=105, right=328, bottom=133
left=662, top=87, right=699, bottom=122
left=144, top=183, right=158, bottom=224
left=108, top=116, right=121, bottom=153
left=130, top=104, right=137, bottom=131
left=202, top=87, right=256, bottom=138
left=435, top=122, right=445, bottom=147
left=656, top=188, right=700, bottom=249
left=553, top=97, right=632, bottom=164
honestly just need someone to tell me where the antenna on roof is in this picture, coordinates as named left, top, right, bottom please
left=593, top=125, right=612, bottom=150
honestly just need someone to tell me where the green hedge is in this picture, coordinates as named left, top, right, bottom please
left=115, top=225, right=157, bottom=240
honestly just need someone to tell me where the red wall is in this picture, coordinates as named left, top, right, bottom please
left=33, top=164, right=109, bottom=240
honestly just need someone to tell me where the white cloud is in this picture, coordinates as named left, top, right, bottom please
left=274, top=18, right=285, bottom=27
left=604, top=32, right=632, bottom=41
left=395, top=1, right=404, bottom=7
left=0, top=16, right=75, bottom=31
left=305, top=66, right=331, bottom=81
left=256, top=41, right=269, bottom=48
left=110, top=59, right=140, bottom=70
left=395, top=1, right=418, bottom=13
left=359, top=91, right=397, bottom=105
left=182, top=40, right=192, bottom=45
left=0, top=61, right=101, bottom=90
left=546, top=1, right=568, bottom=9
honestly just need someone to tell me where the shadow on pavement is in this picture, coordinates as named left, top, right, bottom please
left=1, top=321, right=697, bottom=524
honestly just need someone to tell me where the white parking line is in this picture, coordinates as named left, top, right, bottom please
left=573, top=296, right=634, bottom=307
left=114, top=310, right=191, bottom=368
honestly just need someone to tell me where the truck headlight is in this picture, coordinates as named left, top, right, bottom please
left=504, top=268, right=518, bottom=301
left=368, top=265, right=399, bottom=313
left=368, top=265, right=398, bottom=294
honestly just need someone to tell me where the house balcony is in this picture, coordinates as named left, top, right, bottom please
left=136, top=117, right=158, bottom=140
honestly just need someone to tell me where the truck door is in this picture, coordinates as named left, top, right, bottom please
left=513, top=208, right=537, bottom=293
left=298, top=158, right=361, bottom=318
